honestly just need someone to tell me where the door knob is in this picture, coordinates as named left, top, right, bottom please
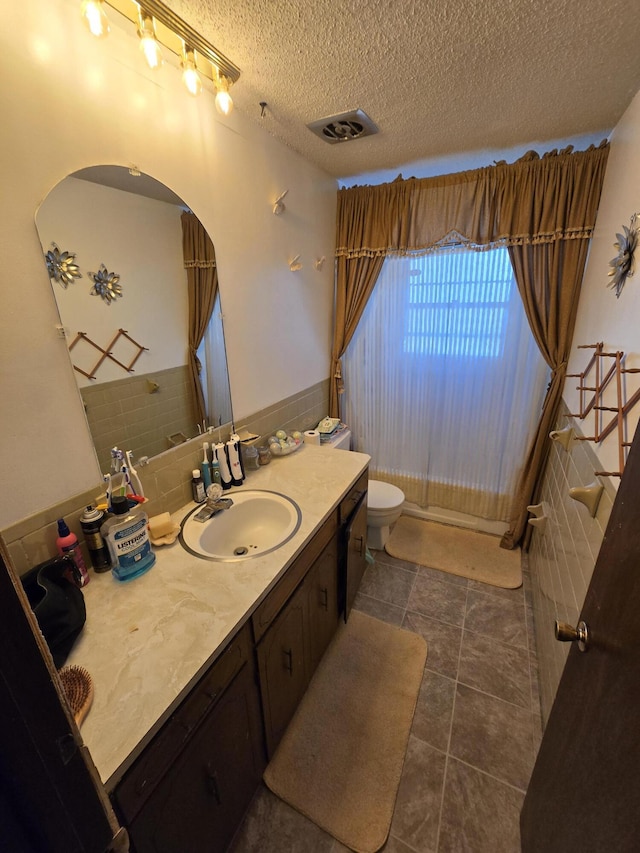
left=555, top=620, right=590, bottom=652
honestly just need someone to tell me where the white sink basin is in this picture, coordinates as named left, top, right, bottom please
left=179, top=489, right=302, bottom=561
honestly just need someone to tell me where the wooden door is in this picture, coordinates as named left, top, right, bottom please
left=256, top=582, right=308, bottom=758
left=306, top=538, right=339, bottom=675
left=0, top=546, right=123, bottom=853
left=521, top=420, right=640, bottom=851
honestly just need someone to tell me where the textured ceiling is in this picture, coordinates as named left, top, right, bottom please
left=168, top=0, right=640, bottom=181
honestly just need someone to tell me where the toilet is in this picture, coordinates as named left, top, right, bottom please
left=319, top=426, right=406, bottom=549
left=366, top=479, right=405, bottom=550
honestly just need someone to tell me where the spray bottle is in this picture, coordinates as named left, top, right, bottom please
left=56, top=518, right=90, bottom=586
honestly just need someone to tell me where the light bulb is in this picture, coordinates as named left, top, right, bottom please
left=181, top=48, right=202, bottom=96
left=80, top=0, right=109, bottom=38
left=138, top=14, right=162, bottom=70
left=215, top=76, right=233, bottom=115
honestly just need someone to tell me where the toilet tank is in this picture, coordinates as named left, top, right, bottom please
left=323, top=428, right=352, bottom=450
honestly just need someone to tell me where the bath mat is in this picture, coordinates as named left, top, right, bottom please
left=263, top=610, right=427, bottom=853
left=385, top=516, right=522, bottom=589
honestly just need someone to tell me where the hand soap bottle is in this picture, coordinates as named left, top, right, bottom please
left=100, top=496, right=155, bottom=582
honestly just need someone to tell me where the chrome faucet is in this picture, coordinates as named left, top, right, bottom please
left=193, top=497, right=234, bottom=522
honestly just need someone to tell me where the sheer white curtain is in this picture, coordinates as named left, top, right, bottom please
left=197, top=292, right=233, bottom=428
left=342, top=247, right=549, bottom=521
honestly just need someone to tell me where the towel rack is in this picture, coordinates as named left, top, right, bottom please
left=567, top=342, right=640, bottom=477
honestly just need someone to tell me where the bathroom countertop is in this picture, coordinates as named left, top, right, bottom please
left=65, top=444, right=370, bottom=790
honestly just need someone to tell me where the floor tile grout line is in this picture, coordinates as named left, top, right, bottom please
left=455, top=676, right=536, bottom=713
left=434, top=584, right=468, bottom=852
left=461, top=623, right=531, bottom=653
left=448, top=755, right=530, bottom=796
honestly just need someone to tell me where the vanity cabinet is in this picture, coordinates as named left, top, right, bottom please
left=112, top=623, right=265, bottom=853
left=111, top=466, right=368, bottom=850
left=305, top=539, right=340, bottom=673
left=254, top=511, right=339, bottom=758
left=255, top=579, right=309, bottom=757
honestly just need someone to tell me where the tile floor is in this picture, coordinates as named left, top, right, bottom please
left=230, top=544, right=542, bottom=853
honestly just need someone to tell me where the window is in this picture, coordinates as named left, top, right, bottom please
left=404, top=248, right=514, bottom=358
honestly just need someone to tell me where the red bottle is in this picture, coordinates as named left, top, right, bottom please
left=56, top=518, right=90, bottom=586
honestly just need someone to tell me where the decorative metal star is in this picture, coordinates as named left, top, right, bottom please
left=607, top=213, right=638, bottom=298
left=45, top=243, right=82, bottom=288
left=89, top=264, right=123, bottom=304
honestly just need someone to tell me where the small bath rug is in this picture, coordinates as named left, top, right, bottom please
left=385, top=516, right=522, bottom=589
left=263, top=610, right=427, bottom=853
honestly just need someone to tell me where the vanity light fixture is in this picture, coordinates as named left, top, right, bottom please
left=137, top=11, right=163, bottom=70
left=80, top=0, right=110, bottom=37
left=181, top=47, right=202, bottom=96
left=79, top=0, right=240, bottom=105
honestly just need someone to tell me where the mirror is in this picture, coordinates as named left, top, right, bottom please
left=36, top=166, right=233, bottom=474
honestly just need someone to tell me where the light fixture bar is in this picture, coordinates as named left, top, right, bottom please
left=104, top=0, right=240, bottom=84
left=137, top=0, right=240, bottom=83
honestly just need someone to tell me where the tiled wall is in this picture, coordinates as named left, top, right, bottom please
left=528, top=400, right=616, bottom=725
left=2, top=379, right=330, bottom=577
left=81, top=365, right=198, bottom=474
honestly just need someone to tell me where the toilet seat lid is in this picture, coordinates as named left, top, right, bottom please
left=368, top=480, right=405, bottom=510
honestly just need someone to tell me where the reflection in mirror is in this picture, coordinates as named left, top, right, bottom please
left=36, top=166, right=233, bottom=474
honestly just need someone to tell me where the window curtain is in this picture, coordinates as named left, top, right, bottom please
left=197, top=291, right=233, bottom=428
left=181, top=212, right=219, bottom=427
left=330, top=142, right=610, bottom=547
left=342, top=248, right=549, bottom=521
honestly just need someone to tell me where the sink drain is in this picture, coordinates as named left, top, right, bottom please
left=233, top=546, right=249, bottom=556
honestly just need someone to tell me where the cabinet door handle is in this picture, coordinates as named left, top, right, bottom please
left=205, top=763, right=222, bottom=805
left=320, top=587, right=329, bottom=610
left=283, top=648, right=293, bottom=675
left=354, top=535, right=364, bottom=556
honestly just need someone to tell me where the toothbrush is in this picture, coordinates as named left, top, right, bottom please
left=126, top=450, right=144, bottom=498
left=201, top=442, right=212, bottom=490
left=231, top=433, right=246, bottom=480
left=121, top=465, right=133, bottom=496
left=227, top=436, right=244, bottom=486
left=104, top=473, right=112, bottom=510
left=214, top=442, right=233, bottom=490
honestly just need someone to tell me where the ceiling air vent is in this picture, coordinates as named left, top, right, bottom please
left=307, top=109, right=379, bottom=144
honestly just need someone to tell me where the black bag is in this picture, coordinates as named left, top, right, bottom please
left=21, top=555, right=86, bottom=668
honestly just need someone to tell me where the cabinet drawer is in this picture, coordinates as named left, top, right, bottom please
left=339, top=470, right=368, bottom=525
left=252, top=511, right=338, bottom=643
left=114, top=623, right=252, bottom=824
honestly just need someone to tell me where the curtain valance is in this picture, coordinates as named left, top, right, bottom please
left=335, top=142, right=610, bottom=259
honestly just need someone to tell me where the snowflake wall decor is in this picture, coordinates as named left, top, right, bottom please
left=89, top=264, right=123, bottom=304
left=45, top=243, right=82, bottom=288
left=607, top=213, right=638, bottom=298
